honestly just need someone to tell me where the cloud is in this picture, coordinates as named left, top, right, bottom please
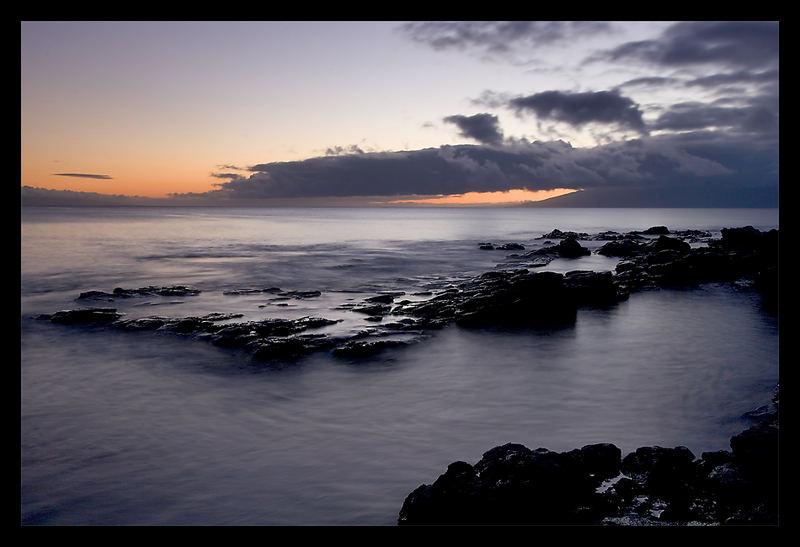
left=615, top=76, right=682, bottom=89
left=400, top=21, right=612, bottom=61
left=325, top=144, right=365, bottom=156
left=652, top=101, right=778, bottom=135
left=443, top=113, right=504, bottom=145
left=508, top=90, right=648, bottom=135
left=210, top=172, right=245, bottom=181
left=178, top=131, right=774, bottom=204
left=52, top=172, right=113, bottom=179
left=21, top=186, right=158, bottom=206
left=685, top=69, right=779, bottom=89
left=589, top=21, right=778, bottom=70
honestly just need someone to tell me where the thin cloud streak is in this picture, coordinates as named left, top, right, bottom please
left=588, top=21, right=778, bottom=70
left=52, top=173, right=113, bottom=180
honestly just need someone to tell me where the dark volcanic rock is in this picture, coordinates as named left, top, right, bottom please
left=400, top=387, right=780, bottom=526
left=352, top=303, right=393, bottom=316
left=519, top=236, right=591, bottom=262
left=47, top=307, right=122, bottom=324
left=332, top=339, right=410, bottom=358
left=533, top=236, right=591, bottom=258
left=42, top=226, right=779, bottom=369
left=597, top=238, right=648, bottom=257
left=640, top=225, right=670, bottom=235
left=364, top=294, right=397, bottom=304
left=497, top=242, right=525, bottom=250
left=650, top=235, right=691, bottom=254
left=538, top=229, right=589, bottom=240
left=718, top=226, right=776, bottom=252
left=478, top=242, right=525, bottom=251
left=611, top=226, right=778, bottom=295
left=399, top=442, right=623, bottom=525
left=590, top=231, right=624, bottom=241
left=283, top=290, right=322, bottom=299
left=555, top=236, right=591, bottom=258
left=249, top=335, right=337, bottom=362
left=393, top=267, right=629, bottom=331
left=223, top=287, right=282, bottom=295
left=111, top=317, right=167, bottom=330
left=564, top=270, right=626, bottom=306
left=77, top=285, right=201, bottom=300
left=111, top=313, right=342, bottom=361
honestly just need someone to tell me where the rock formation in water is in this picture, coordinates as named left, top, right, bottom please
left=398, top=387, right=779, bottom=525
left=37, top=226, right=778, bottom=362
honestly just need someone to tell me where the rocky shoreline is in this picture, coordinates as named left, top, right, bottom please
left=398, top=385, right=779, bottom=526
left=392, top=225, right=779, bottom=526
left=33, top=225, right=779, bottom=525
left=35, top=225, right=778, bottom=363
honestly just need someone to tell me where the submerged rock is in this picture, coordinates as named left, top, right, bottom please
left=478, top=242, right=526, bottom=251
left=332, top=338, right=411, bottom=358
left=283, top=290, right=322, bottom=299
left=351, top=303, right=393, bottom=316
left=249, top=335, right=338, bottom=362
left=222, top=287, right=282, bottom=295
left=77, top=285, right=201, bottom=300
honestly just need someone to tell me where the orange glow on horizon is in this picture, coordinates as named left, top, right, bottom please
left=390, top=188, right=578, bottom=205
left=20, top=166, right=223, bottom=199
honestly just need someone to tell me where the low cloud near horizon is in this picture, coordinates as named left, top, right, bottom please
left=186, top=130, right=775, bottom=205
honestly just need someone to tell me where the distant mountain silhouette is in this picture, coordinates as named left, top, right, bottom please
left=21, top=184, right=779, bottom=208
left=523, top=185, right=779, bottom=208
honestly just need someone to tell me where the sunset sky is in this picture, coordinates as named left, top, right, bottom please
left=20, top=21, right=779, bottom=206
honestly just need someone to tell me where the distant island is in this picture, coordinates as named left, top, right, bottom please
left=522, top=185, right=779, bottom=208
left=20, top=185, right=778, bottom=208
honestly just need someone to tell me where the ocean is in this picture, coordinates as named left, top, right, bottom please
left=20, top=206, right=779, bottom=525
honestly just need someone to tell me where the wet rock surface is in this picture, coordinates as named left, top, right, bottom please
left=609, top=226, right=778, bottom=313
left=392, top=268, right=623, bottom=330
left=77, top=285, right=202, bottom=300
left=41, top=307, right=123, bottom=324
left=398, top=388, right=779, bottom=525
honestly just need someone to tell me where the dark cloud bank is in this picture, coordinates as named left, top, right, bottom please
left=22, top=21, right=778, bottom=208
left=186, top=130, right=776, bottom=207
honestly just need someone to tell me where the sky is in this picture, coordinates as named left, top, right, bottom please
left=20, top=21, right=779, bottom=207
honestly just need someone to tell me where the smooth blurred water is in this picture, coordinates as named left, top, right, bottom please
left=20, top=206, right=779, bottom=525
